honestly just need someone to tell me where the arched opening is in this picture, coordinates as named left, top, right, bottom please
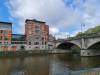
left=20, top=45, right=25, bottom=50
left=88, top=41, right=100, bottom=49
left=56, top=42, right=80, bottom=52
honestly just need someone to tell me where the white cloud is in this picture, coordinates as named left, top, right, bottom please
left=50, top=27, right=70, bottom=39
left=50, top=27, right=59, bottom=35
left=6, top=0, right=100, bottom=38
left=55, top=32, right=70, bottom=39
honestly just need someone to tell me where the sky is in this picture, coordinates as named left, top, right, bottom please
left=0, top=0, right=100, bottom=39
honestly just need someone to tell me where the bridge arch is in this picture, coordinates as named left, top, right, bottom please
left=87, top=38, right=100, bottom=49
left=56, top=42, right=81, bottom=50
left=87, top=41, right=100, bottom=49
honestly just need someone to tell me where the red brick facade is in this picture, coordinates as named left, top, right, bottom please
left=0, top=30, right=12, bottom=44
left=25, top=19, right=49, bottom=48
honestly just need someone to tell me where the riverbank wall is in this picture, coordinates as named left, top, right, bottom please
left=81, top=49, right=100, bottom=56
left=0, top=50, right=72, bottom=57
left=71, top=68, right=100, bottom=75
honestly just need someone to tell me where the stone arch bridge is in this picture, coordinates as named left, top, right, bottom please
left=56, top=33, right=100, bottom=56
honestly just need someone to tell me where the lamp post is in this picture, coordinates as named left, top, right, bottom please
left=81, top=23, right=85, bottom=34
left=81, top=23, right=85, bottom=49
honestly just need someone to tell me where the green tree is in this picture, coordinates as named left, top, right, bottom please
left=76, top=25, right=100, bottom=37
left=85, top=25, right=100, bottom=33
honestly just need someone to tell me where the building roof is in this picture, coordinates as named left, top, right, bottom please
left=25, top=19, right=45, bottom=23
left=0, top=22, right=12, bottom=25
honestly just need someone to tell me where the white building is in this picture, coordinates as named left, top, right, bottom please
left=48, top=34, right=56, bottom=50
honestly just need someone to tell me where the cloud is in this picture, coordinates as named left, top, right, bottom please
left=50, top=27, right=59, bottom=35
left=50, top=27, right=70, bottom=39
left=6, top=0, right=100, bottom=38
left=55, top=32, right=70, bottom=39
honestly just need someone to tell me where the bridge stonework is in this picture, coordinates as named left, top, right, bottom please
left=56, top=36, right=100, bottom=56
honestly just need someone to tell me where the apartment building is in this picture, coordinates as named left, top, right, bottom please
left=0, top=20, right=55, bottom=51
left=0, top=22, right=12, bottom=51
left=25, top=19, right=49, bottom=50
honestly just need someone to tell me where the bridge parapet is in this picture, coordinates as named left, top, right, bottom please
left=67, top=32, right=100, bottom=41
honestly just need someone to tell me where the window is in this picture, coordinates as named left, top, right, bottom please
left=1, top=30, right=3, bottom=33
left=4, top=42, right=8, bottom=44
left=4, top=37, right=8, bottom=40
left=88, top=53, right=90, bottom=55
left=35, top=25, right=40, bottom=33
left=45, top=42, right=46, bottom=45
left=0, top=36, right=2, bottom=40
left=35, top=47, right=39, bottom=49
left=35, top=30, right=40, bottom=33
left=34, top=42, right=39, bottom=45
left=4, top=30, right=8, bottom=34
left=29, top=42, right=31, bottom=45
left=0, top=30, right=1, bottom=33
left=42, top=42, right=44, bottom=45
left=35, top=37, right=39, bottom=39
left=83, top=52, right=85, bottom=54
left=42, top=37, right=44, bottom=40
left=35, top=25, right=39, bottom=29
left=0, top=42, right=2, bottom=44
left=0, top=30, right=3, bottom=33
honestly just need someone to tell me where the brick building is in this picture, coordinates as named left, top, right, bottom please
left=25, top=19, right=49, bottom=50
left=0, top=20, right=55, bottom=51
left=0, top=22, right=12, bottom=51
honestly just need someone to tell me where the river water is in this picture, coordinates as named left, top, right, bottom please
left=0, top=54, right=100, bottom=75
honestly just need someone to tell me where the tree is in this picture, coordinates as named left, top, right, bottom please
left=85, top=25, right=100, bottom=33
left=76, top=25, right=100, bottom=36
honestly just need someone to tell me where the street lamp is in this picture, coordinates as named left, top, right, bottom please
left=81, top=23, right=85, bottom=49
left=81, top=23, right=85, bottom=34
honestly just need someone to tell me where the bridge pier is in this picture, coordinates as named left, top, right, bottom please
left=80, top=49, right=100, bottom=56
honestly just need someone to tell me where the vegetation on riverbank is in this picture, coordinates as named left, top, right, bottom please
left=76, top=25, right=100, bottom=37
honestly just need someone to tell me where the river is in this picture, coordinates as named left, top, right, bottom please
left=0, top=54, right=100, bottom=75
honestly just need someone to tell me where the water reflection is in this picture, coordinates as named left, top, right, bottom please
left=23, top=56, right=50, bottom=75
left=0, top=54, right=99, bottom=75
left=10, top=58, right=25, bottom=75
left=81, top=57, right=100, bottom=68
left=49, top=55, right=71, bottom=75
